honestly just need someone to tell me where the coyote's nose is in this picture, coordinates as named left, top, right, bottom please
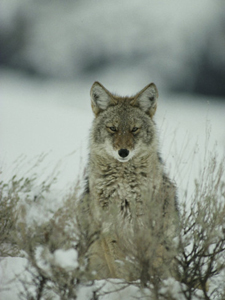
left=118, top=149, right=129, bottom=158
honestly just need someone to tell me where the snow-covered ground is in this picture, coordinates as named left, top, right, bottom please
left=0, top=70, right=225, bottom=299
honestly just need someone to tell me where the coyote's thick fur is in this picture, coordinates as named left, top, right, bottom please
left=78, top=82, right=179, bottom=281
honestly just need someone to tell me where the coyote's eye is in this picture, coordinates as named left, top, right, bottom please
left=131, top=127, right=139, bottom=133
left=108, top=126, right=117, bottom=132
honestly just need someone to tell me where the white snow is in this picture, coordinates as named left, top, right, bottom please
left=53, top=249, right=79, bottom=271
left=0, top=257, right=29, bottom=300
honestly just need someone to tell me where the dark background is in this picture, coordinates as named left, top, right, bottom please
left=1, top=0, right=225, bottom=98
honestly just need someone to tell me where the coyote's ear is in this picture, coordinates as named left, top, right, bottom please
left=134, top=83, right=158, bottom=117
left=90, top=82, right=112, bottom=116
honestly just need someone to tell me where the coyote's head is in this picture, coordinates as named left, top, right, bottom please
left=90, top=82, right=159, bottom=163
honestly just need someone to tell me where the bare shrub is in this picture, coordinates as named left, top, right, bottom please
left=16, top=186, right=102, bottom=299
left=175, top=154, right=225, bottom=300
left=0, top=173, right=38, bottom=256
left=0, top=161, right=99, bottom=299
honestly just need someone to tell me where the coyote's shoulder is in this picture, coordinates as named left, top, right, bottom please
left=79, top=82, right=178, bottom=281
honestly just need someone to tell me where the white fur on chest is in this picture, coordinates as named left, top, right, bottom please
left=88, top=154, right=165, bottom=232
left=102, top=173, right=143, bottom=204
left=89, top=156, right=156, bottom=210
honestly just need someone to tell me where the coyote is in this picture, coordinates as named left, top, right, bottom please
left=78, top=82, right=179, bottom=282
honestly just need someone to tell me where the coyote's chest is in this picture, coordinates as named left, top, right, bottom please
left=90, top=161, right=151, bottom=219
